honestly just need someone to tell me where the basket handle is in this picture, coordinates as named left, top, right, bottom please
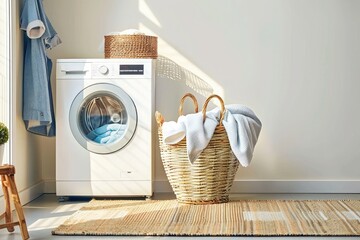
left=178, top=93, right=199, bottom=116
left=202, top=94, right=225, bottom=124
left=155, top=111, right=165, bottom=127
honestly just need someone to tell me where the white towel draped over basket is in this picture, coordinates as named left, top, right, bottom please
left=162, top=104, right=262, bottom=167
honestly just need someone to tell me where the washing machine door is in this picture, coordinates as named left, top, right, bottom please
left=69, top=83, right=137, bottom=154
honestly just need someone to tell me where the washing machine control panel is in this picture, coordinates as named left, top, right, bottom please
left=56, top=59, right=153, bottom=80
left=91, top=62, right=152, bottom=79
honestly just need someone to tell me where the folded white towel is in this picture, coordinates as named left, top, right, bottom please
left=162, top=104, right=262, bottom=167
left=162, top=120, right=185, bottom=144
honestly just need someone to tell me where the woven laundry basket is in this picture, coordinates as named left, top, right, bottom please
left=104, top=31, right=157, bottom=59
left=156, top=93, right=239, bottom=204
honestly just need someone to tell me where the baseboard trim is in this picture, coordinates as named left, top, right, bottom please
left=0, top=179, right=358, bottom=212
left=29, top=179, right=360, bottom=196
left=154, top=180, right=360, bottom=193
left=0, top=180, right=44, bottom=213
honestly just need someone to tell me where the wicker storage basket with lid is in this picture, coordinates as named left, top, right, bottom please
left=155, top=93, right=239, bottom=204
left=104, top=29, right=157, bottom=59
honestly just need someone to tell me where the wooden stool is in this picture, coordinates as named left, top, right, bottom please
left=0, top=165, right=29, bottom=239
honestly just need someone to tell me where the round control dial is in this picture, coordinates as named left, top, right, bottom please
left=98, top=65, right=109, bottom=75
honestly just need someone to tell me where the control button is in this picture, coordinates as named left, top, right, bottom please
left=98, top=65, right=109, bottom=75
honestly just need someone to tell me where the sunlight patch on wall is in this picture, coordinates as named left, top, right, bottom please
left=139, top=23, right=224, bottom=99
left=139, top=0, right=161, bottom=28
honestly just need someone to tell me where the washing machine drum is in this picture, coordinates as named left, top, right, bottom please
left=69, top=83, right=137, bottom=154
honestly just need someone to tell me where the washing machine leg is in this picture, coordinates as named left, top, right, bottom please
left=58, top=196, right=69, bottom=202
left=145, top=195, right=152, bottom=201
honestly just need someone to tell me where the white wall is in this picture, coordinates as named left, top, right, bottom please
left=0, top=0, right=10, bottom=163
left=41, top=0, right=360, bottom=193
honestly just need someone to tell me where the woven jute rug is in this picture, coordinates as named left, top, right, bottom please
left=52, top=199, right=360, bottom=236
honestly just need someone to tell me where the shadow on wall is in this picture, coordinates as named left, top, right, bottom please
left=155, top=55, right=216, bottom=121
left=156, top=55, right=213, bottom=98
left=155, top=55, right=215, bottom=121
left=154, top=55, right=215, bottom=182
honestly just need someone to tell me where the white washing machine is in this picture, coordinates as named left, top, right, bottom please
left=56, top=59, right=154, bottom=197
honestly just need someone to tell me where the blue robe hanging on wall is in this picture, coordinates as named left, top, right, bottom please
left=20, top=0, right=61, bottom=136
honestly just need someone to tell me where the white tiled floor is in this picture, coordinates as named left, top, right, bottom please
left=1, top=193, right=360, bottom=240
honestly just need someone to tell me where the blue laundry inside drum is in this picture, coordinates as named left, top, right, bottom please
left=78, top=95, right=127, bottom=144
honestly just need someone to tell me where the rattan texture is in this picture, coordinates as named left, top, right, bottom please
left=156, top=94, right=239, bottom=204
left=104, top=35, right=157, bottom=59
left=53, top=199, right=360, bottom=236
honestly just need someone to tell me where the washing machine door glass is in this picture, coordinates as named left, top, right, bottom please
left=69, top=83, right=137, bottom=154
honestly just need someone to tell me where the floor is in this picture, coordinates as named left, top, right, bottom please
left=1, top=193, right=360, bottom=240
